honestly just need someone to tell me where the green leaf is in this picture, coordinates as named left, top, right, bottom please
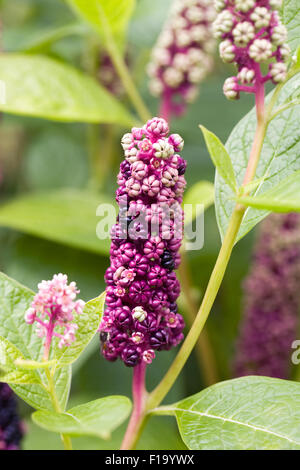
left=161, top=377, right=300, bottom=450
left=0, top=272, right=71, bottom=411
left=283, top=0, right=300, bottom=54
left=183, top=181, right=214, bottom=225
left=66, top=0, right=136, bottom=49
left=215, top=73, right=300, bottom=241
left=237, top=170, right=300, bottom=212
left=0, top=54, right=135, bottom=125
left=200, top=126, right=237, bottom=193
left=0, top=189, right=113, bottom=256
left=0, top=336, right=40, bottom=385
left=22, top=23, right=88, bottom=53
left=32, top=396, right=132, bottom=439
left=54, top=292, right=105, bottom=367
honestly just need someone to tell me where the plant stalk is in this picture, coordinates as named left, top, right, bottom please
left=121, top=362, right=148, bottom=450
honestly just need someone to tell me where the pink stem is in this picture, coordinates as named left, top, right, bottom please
left=43, top=322, right=54, bottom=361
left=159, top=94, right=172, bottom=122
left=120, top=362, right=147, bottom=450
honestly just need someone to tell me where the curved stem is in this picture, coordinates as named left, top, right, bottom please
left=121, top=362, right=148, bottom=450
left=179, top=250, right=219, bottom=386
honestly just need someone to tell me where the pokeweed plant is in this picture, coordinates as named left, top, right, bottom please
left=0, top=0, right=299, bottom=451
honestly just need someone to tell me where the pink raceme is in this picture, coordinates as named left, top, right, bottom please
left=213, top=0, right=290, bottom=99
left=148, top=0, right=216, bottom=119
left=99, top=117, right=186, bottom=367
left=25, top=274, right=85, bottom=358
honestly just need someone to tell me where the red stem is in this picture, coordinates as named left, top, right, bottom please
left=120, top=362, right=147, bottom=450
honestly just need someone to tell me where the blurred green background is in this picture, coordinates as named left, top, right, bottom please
left=0, top=0, right=260, bottom=450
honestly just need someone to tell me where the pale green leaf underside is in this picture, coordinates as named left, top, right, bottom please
left=237, top=170, right=300, bottom=212
left=0, top=272, right=70, bottom=411
left=55, top=292, right=106, bottom=367
left=283, top=0, right=300, bottom=54
left=215, top=73, right=300, bottom=241
left=200, top=126, right=237, bottom=193
left=32, top=396, right=132, bottom=439
left=183, top=181, right=214, bottom=225
left=0, top=189, right=113, bottom=255
left=168, top=377, right=300, bottom=450
left=0, top=54, right=134, bottom=125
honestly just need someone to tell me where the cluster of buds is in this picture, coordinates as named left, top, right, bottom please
left=235, top=213, right=300, bottom=378
left=148, top=0, right=216, bottom=118
left=0, top=384, right=23, bottom=450
left=98, top=52, right=125, bottom=97
left=99, top=117, right=186, bottom=367
left=213, top=0, right=290, bottom=99
left=25, top=274, right=85, bottom=351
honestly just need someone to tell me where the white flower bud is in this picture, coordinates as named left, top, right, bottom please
left=172, top=15, right=188, bottom=30
left=190, top=25, right=208, bottom=42
left=272, top=24, right=288, bottom=46
left=132, top=306, right=147, bottom=322
left=270, top=62, right=287, bottom=83
left=176, top=29, right=192, bottom=47
left=153, top=139, right=175, bottom=159
left=279, top=43, right=291, bottom=61
left=149, top=78, right=163, bottom=97
left=249, top=39, right=273, bottom=62
left=125, top=147, right=138, bottom=163
left=188, top=66, right=206, bottom=83
left=188, top=48, right=206, bottom=64
left=186, top=6, right=205, bottom=23
left=235, top=0, right=255, bottom=12
left=159, top=29, right=174, bottom=48
left=223, top=77, right=239, bottom=100
left=238, top=67, right=255, bottom=84
left=147, top=62, right=158, bottom=78
left=152, top=47, right=171, bottom=66
left=169, top=133, right=184, bottom=151
left=213, top=10, right=234, bottom=38
left=233, top=22, right=255, bottom=47
left=173, top=53, right=191, bottom=71
left=162, top=167, right=179, bottom=187
left=250, top=7, right=271, bottom=29
left=185, top=85, right=198, bottom=103
left=269, top=0, right=282, bottom=10
left=215, top=0, right=226, bottom=12
left=219, top=39, right=235, bottom=62
left=121, top=133, right=133, bottom=151
left=163, top=67, right=184, bottom=88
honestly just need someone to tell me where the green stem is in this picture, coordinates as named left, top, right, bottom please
left=45, top=367, right=73, bottom=450
left=100, top=16, right=151, bottom=123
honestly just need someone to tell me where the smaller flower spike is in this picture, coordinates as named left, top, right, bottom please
left=213, top=0, right=290, bottom=99
left=0, top=384, right=24, bottom=450
left=100, top=117, right=186, bottom=367
left=25, top=274, right=85, bottom=356
left=148, top=0, right=216, bottom=118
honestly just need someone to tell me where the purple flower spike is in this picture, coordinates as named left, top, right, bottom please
left=148, top=0, right=216, bottom=119
left=100, top=117, right=186, bottom=367
left=213, top=0, right=290, bottom=100
left=0, top=384, right=24, bottom=450
left=235, top=213, right=300, bottom=378
left=25, top=274, right=85, bottom=356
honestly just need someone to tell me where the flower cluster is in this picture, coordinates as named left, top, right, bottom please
left=213, top=0, right=290, bottom=99
left=235, top=213, right=300, bottom=378
left=148, top=0, right=215, bottom=118
left=25, top=274, right=85, bottom=350
left=99, top=117, right=186, bottom=367
left=0, top=384, right=23, bottom=450
left=98, top=52, right=125, bottom=97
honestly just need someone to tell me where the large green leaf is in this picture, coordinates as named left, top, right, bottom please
left=32, top=396, right=132, bottom=439
left=66, top=0, right=135, bottom=48
left=237, top=170, right=300, bottom=212
left=183, top=181, right=214, bottom=225
left=0, top=189, right=113, bottom=255
left=0, top=272, right=71, bottom=411
left=160, top=377, right=300, bottom=450
left=215, top=73, right=300, bottom=241
left=283, top=0, right=300, bottom=54
left=54, top=292, right=105, bottom=368
left=0, top=54, right=134, bottom=125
